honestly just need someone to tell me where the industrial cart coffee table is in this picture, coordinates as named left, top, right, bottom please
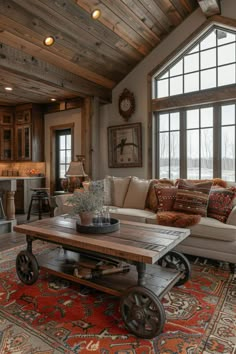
left=14, top=216, right=191, bottom=339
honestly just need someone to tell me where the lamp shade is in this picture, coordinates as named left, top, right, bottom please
left=65, top=161, right=87, bottom=177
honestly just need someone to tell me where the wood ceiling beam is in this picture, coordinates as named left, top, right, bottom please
left=0, top=29, right=116, bottom=89
left=197, top=0, right=221, bottom=17
left=0, top=43, right=111, bottom=101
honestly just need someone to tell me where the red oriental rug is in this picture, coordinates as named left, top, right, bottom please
left=0, top=242, right=235, bottom=354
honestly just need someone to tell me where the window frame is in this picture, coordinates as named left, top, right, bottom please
left=153, top=101, right=236, bottom=181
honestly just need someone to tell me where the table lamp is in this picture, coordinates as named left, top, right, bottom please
left=65, top=158, right=88, bottom=192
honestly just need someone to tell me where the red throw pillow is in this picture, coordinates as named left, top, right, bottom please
left=173, top=179, right=212, bottom=216
left=146, top=180, right=174, bottom=212
left=155, top=186, right=177, bottom=212
left=157, top=211, right=201, bottom=228
left=207, top=188, right=235, bottom=223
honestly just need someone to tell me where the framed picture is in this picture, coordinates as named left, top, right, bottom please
left=108, top=123, right=142, bottom=168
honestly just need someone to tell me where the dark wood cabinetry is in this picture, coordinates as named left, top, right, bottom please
left=0, top=110, right=14, bottom=161
left=15, top=104, right=44, bottom=162
left=0, top=104, right=44, bottom=162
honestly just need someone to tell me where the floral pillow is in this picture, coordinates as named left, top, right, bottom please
left=173, top=179, right=212, bottom=216
left=207, top=188, right=236, bottom=223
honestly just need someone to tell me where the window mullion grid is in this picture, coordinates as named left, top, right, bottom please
left=213, top=104, right=221, bottom=178
left=199, top=110, right=201, bottom=180
left=168, top=114, right=171, bottom=179
left=180, top=109, right=186, bottom=179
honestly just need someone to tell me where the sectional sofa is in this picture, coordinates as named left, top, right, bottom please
left=54, top=176, right=236, bottom=270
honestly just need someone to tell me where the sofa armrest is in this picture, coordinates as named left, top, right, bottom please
left=54, top=193, right=73, bottom=216
left=226, top=205, right=236, bottom=226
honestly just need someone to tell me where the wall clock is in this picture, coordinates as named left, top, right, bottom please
left=118, top=88, right=135, bottom=120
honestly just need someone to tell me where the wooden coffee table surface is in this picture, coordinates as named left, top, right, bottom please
left=15, top=216, right=190, bottom=264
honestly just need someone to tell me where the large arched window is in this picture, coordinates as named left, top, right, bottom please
left=152, top=25, right=236, bottom=181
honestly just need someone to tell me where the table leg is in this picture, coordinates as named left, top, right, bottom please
left=26, top=236, right=33, bottom=254
left=136, top=262, right=146, bottom=286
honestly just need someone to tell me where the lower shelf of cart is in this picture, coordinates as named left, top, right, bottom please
left=38, top=247, right=183, bottom=298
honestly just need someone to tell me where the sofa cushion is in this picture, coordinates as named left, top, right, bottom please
left=123, top=177, right=150, bottom=209
left=155, top=186, right=178, bottom=211
left=190, top=216, right=236, bottom=241
left=207, top=188, right=235, bottom=223
left=173, top=179, right=212, bottom=216
left=157, top=211, right=201, bottom=228
left=112, top=176, right=131, bottom=207
left=109, top=206, right=155, bottom=223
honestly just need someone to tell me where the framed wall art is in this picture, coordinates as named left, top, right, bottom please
left=108, top=123, right=142, bottom=168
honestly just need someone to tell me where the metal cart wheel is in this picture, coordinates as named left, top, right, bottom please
left=120, top=286, right=166, bottom=338
left=158, top=251, right=191, bottom=286
left=16, top=250, right=39, bottom=285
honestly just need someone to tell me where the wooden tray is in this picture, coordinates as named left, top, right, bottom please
left=76, top=218, right=120, bottom=234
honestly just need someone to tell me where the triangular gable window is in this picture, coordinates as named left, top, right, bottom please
left=153, top=26, right=236, bottom=99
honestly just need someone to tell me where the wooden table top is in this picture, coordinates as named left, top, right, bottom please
left=14, top=216, right=190, bottom=264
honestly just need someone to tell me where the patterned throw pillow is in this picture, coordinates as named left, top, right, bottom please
left=157, top=211, right=201, bottom=228
left=207, top=188, right=235, bottom=223
left=145, top=179, right=174, bottom=212
left=155, top=186, right=178, bottom=212
left=173, top=179, right=212, bottom=216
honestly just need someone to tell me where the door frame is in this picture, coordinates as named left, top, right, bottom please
left=50, top=123, right=74, bottom=194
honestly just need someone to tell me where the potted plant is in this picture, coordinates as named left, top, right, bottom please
left=66, top=186, right=104, bottom=226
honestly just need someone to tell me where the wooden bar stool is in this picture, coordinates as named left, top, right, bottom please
left=27, top=188, right=52, bottom=221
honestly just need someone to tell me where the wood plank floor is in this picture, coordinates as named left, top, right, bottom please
left=0, top=214, right=48, bottom=251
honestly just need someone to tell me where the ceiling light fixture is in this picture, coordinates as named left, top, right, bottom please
left=43, top=36, right=55, bottom=46
left=91, top=9, right=101, bottom=20
left=51, top=98, right=56, bottom=102
left=5, top=87, right=13, bottom=91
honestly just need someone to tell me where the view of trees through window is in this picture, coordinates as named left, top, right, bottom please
left=153, top=25, right=236, bottom=181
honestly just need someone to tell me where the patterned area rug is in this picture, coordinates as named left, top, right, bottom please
left=0, top=242, right=235, bottom=354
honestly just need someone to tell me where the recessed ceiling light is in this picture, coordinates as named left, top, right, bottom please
left=51, top=98, right=56, bottom=101
left=43, top=36, right=55, bottom=46
left=91, top=9, right=101, bottom=20
left=5, top=87, right=13, bottom=91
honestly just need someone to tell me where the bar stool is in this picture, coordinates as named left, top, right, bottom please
left=27, top=188, right=52, bottom=221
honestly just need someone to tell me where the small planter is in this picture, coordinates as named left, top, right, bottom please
left=79, top=211, right=94, bottom=226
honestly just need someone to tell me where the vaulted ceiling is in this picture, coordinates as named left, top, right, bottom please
left=0, top=0, right=220, bottom=106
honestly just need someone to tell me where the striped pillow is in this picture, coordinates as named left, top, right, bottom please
left=173, top=179, right=212, bottom=216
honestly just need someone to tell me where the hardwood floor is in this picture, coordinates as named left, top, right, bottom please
left=0, top=231, right=26, bottom=251
left=0, top=213, right=50, bottom=251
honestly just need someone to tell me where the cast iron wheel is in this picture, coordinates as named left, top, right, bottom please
left=16, top=250, right=39, bottom=285
left=120, top=286, right=165, bottom=338
left=158, top=251, right=191, bottom=286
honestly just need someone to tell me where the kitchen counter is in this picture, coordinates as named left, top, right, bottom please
left=0, top=176, right=45, bottom=221
left=0, top=176, right=45, bottom=180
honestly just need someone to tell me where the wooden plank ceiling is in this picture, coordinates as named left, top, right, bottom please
left=0, top=0, right=207, bottom=106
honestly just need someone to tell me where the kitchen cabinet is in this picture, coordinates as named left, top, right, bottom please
left=0, top=111, right=14, bottom=161
left=15, top=104, right=44, bottom=161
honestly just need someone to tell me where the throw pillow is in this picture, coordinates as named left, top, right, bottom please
left=104, top=176, right=112, bottom=206
left=155, top=186, right=178, bottom=212
left=123, top=177, right=150, bottom=209
left=145, top=179, right=174, bottom=212
left=173, top=179, right=212, bottom=216
left=157, top=211, right=201, bottom=228
left=112, top=176, right=131, bottom=207
left=145, top=179, right=159, bottom=212
left=207, top=188, right=236, bottom=223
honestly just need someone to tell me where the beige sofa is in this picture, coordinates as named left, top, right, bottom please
left=54, top=176, right=236, bottom=269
